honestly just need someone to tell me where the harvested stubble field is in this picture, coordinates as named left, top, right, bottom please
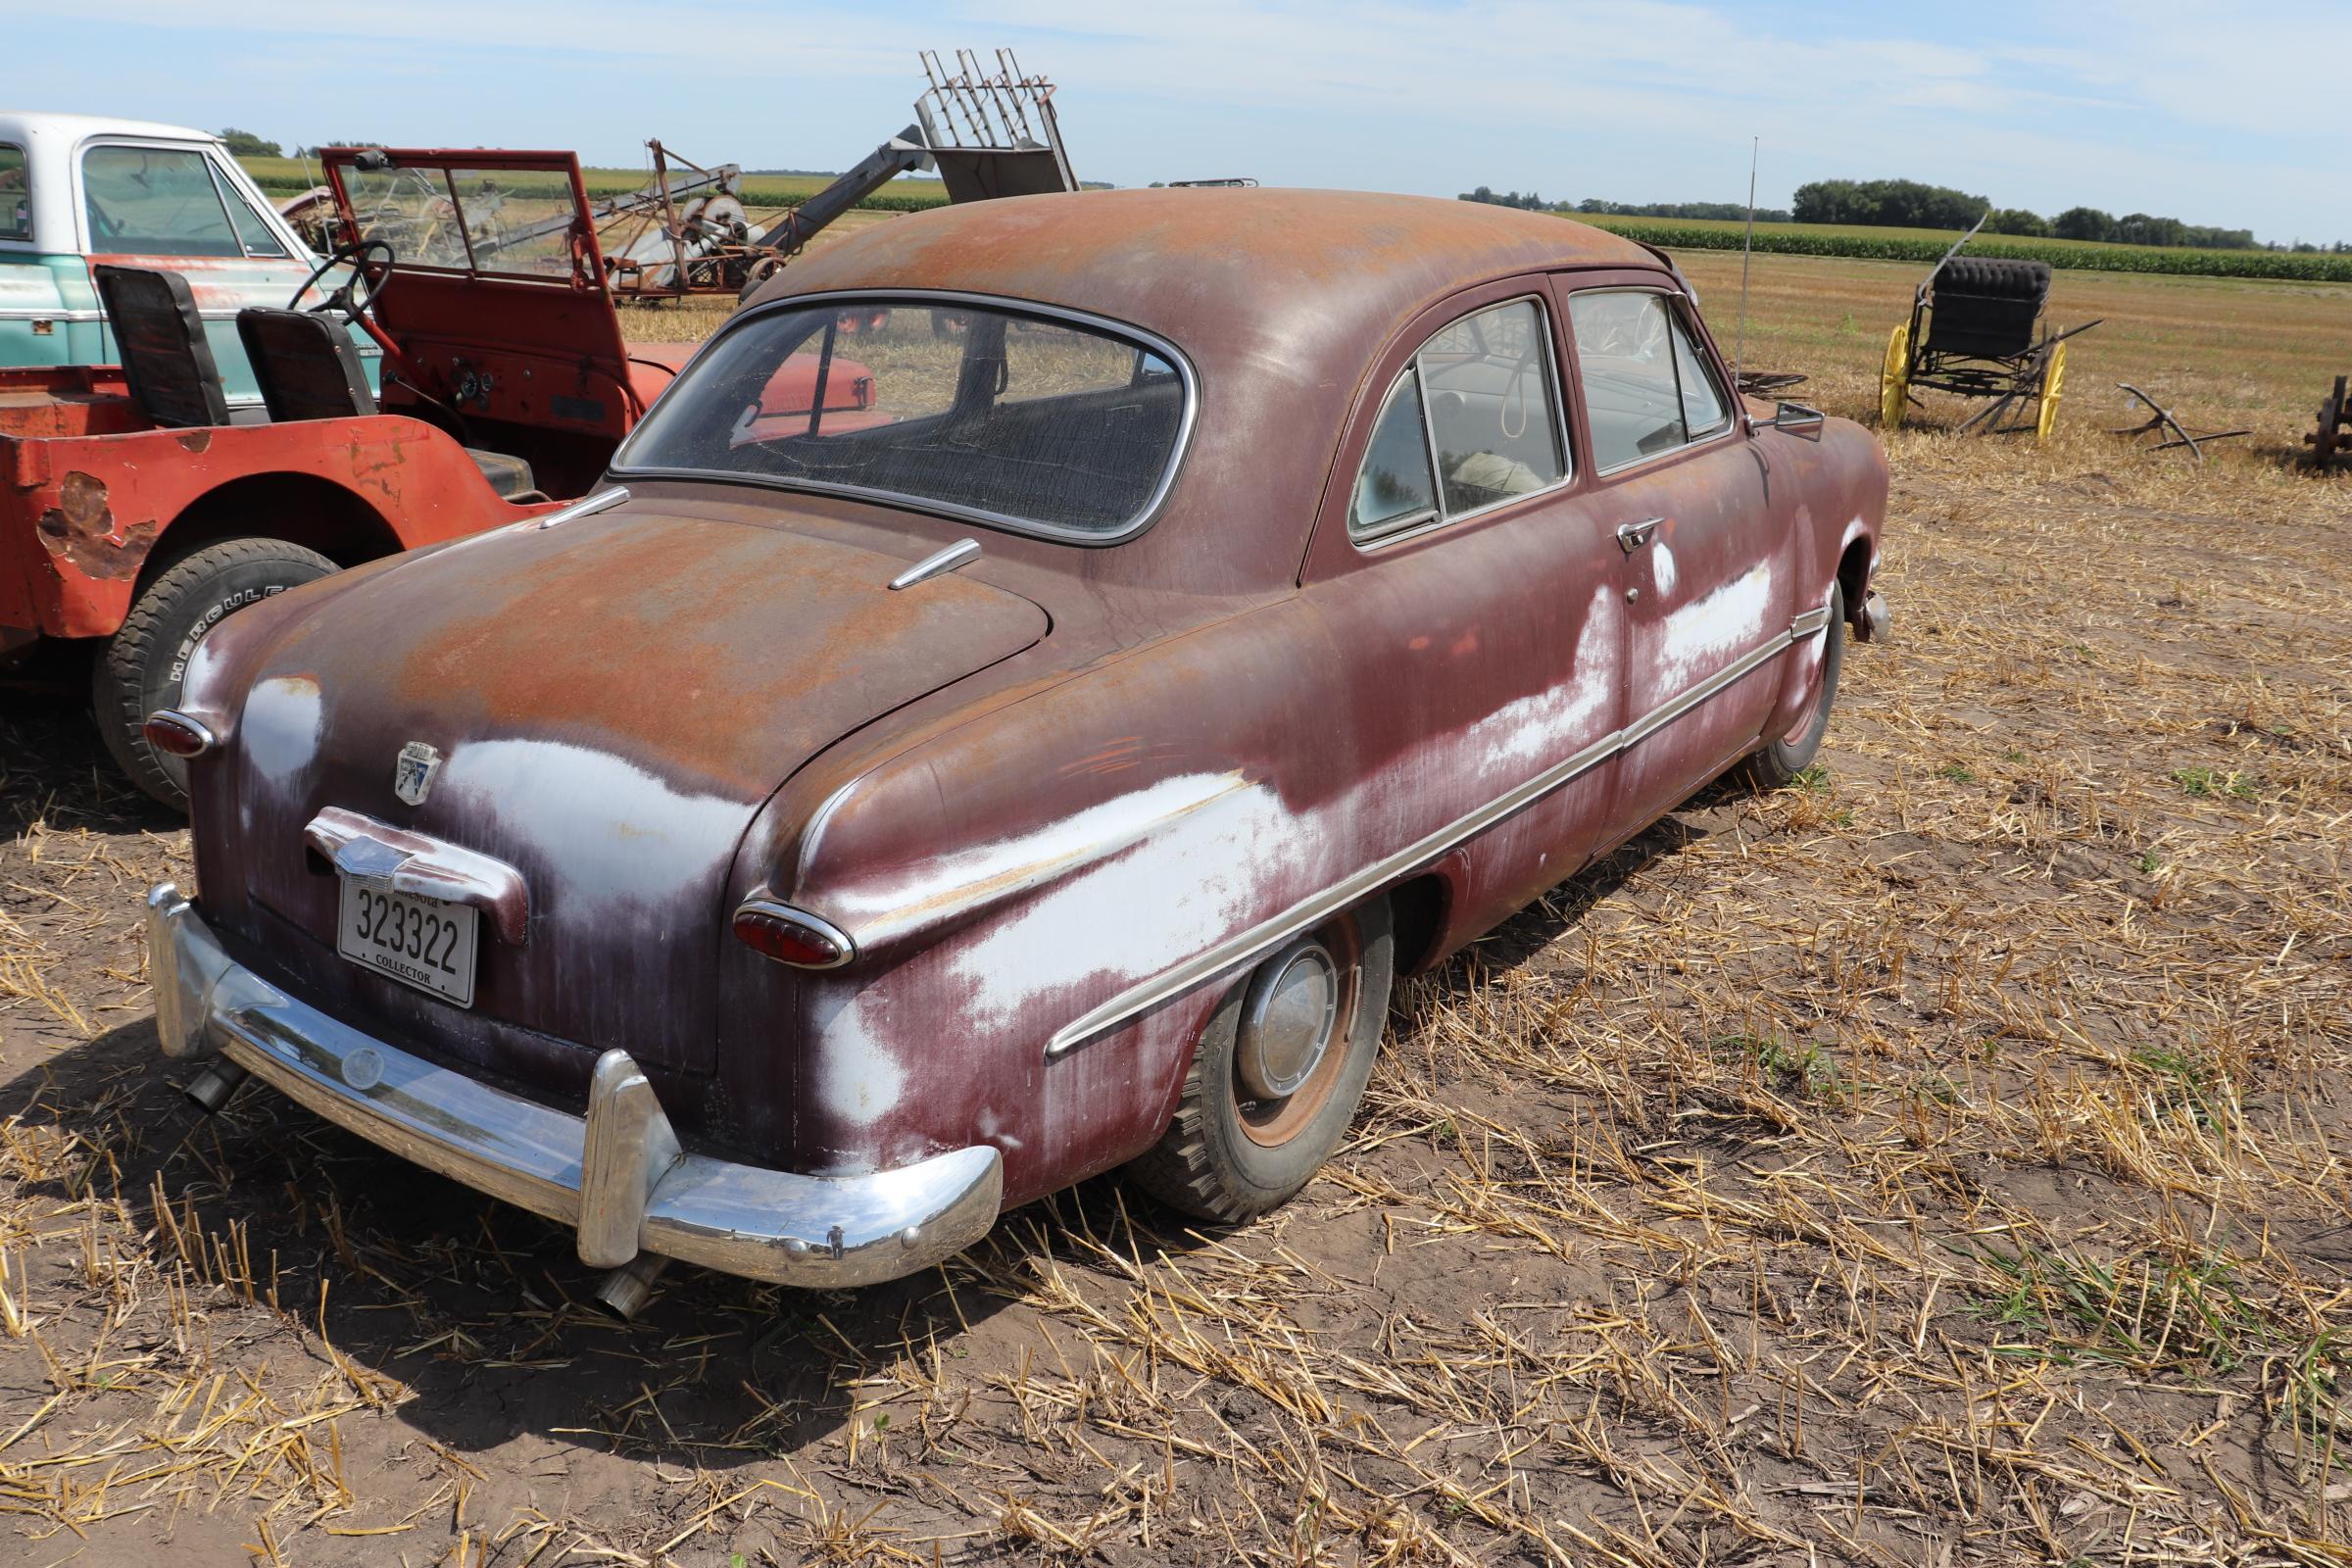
left=2, top=239, right=2351, bottom=1567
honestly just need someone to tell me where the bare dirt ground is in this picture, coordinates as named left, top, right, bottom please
left=4, top=252, right=2352, bottom=1565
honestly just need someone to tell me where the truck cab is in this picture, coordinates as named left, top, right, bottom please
left=0, top=112, right=371, bottom=416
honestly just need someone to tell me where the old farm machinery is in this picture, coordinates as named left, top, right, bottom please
left=1881, top=219, right=2098, bottom=438
left=278, top=49, right=1077, bottom=306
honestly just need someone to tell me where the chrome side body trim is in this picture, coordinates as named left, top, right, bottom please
left=1044, top=609, right=1826, bottom=1056
left=145, top=885, right=1004, bottom=1288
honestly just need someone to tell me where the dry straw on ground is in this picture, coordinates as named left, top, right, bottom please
left=2, top=241, right=2349, bottom=1566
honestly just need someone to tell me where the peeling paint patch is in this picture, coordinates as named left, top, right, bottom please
left=33, top=471, right=156, bottom=580
left=830, top=770, right=1254, bottom=946
left=177, top=430, right=212, bottom=454
left=240, top=675, right=324, bottom=789
left=1660, top=562, right=1773, bottom=688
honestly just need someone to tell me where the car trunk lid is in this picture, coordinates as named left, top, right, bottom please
left=224, top=502, right=1048, bottom=1077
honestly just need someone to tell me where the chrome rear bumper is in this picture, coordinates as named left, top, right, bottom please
left=145, top=884, right=1002, bottom=1289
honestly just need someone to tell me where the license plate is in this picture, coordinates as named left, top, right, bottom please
left=337, top=878, right=478, bottom=1006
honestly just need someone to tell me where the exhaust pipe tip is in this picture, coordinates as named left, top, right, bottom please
left=184, top=1060, right=249, bottom=1115
left=594, top=1252, right=670, bottom=1320
left=1858, top=590, right=1891, bottom=644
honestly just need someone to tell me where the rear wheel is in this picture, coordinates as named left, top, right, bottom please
left=2035, top=340, right=2069, bottom=442
left=93, top=537, right=337, bottom=808
left=1741, top=581, right=1845, bottom=792
left=1127, top=898, right=1396, bottom=1222
left=1880, top=322, right=1911, bottom=430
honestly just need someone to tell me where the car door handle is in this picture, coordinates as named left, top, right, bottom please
left=1616, top=517, right=1662, bottom=553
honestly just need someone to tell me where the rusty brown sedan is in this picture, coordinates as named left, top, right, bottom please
left=144, top=189, right=1889, bottom=1311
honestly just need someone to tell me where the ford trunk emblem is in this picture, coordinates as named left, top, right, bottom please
left=393, top=741, right=442, bottom=807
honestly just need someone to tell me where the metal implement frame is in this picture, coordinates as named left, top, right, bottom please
left=2112, top=382, right=2251, bottom=462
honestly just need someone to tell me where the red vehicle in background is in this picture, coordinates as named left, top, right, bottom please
left=1, top=146, right=878, bottom=806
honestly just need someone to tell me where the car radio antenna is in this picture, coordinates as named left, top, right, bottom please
left=1733, top=136, right=1758, bottom=400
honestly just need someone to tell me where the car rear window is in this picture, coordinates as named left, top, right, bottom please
left=615, top=299, right=1192, bottom=540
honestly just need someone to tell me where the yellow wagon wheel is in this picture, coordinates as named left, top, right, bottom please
left=1880, top=321, right=1912, bottom=430
left=2035, top=340, right=2069, bottom=441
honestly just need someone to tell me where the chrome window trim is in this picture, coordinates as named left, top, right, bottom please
left=1350, top=292, right=1574, bottom=552
left=201, top=154, right=291, bottom=261
left=610, top=288, right=1201, bottom=549
left=1570, top=285, right=1741, bottom=479
left=1043, top=605, right=1830, bottom=1057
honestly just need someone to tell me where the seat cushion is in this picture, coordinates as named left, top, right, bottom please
left=464, top=448, right=538, bottom=501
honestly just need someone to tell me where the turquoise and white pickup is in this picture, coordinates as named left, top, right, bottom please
left=0, top=111, right=372, bottom=415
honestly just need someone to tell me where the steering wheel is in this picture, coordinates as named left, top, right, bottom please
left=292, top=238, right=396, bottom=318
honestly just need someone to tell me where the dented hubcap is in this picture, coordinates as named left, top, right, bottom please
left=1236, top=938, right=1341, bottom=1102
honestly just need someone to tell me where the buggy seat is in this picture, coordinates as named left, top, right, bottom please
left=1923, top=257, right=2051, bottom=361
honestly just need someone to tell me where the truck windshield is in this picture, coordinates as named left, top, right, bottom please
left=615, top=300, right=1191, bottom=540
left=343, top=163, right=587, bottom=280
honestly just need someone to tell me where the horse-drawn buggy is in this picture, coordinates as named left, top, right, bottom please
left=1881, top=223, right=2097, bottom=438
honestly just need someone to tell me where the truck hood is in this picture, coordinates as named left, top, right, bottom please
left=217, top=502, right=1048, bottom=1076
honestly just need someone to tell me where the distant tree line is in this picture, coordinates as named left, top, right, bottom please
left=1460, top=187, right=1791, bottom=221
left=1790, top=177, right=2262, bottom=250
left=1575, top=197, right=1792, bottom=222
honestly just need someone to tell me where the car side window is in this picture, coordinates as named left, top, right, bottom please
left=0, top=145, right=29, bottom=242
left=1571, top=289, right=1733, bottom=471
left=1348, top=296, right=1568, bottom=543
left=1348, top=368, right=1439, bottom=536
left=81, top=146, right=241, bottom=257
left=1671, top=312, right=1730, bottom=438
left=211, top=162, right=289, bottom=259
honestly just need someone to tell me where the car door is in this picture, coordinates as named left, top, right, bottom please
left=1300, top=282, right=1628, bottom=932
left=1562, top=280, right=1800, bottom=835
left=77, top=139, right=322, bottom=417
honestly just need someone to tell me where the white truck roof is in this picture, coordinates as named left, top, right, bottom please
left=0, top=111, right=222, bottom=147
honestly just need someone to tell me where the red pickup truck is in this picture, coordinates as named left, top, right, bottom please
left=2, top=146, right=874, bottom=806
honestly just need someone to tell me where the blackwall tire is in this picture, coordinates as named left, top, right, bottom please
left=1936, top=257, right=2050, bottom=300
left=92, top=538, right=337, bottom=809
left=1742, top=581, right=1846, bottom=792
left=1127, top=897, right=1396, bottom=1223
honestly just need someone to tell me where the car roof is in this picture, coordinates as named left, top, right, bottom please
left=762, top=186, right=1658, bottom=346
left=730, top=189, right=1671, bottom=600
left=0, top=111, right=221, bottom=147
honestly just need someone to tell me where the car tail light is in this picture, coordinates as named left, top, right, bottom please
left=143, top=709, right=218, bottom=759
left=732, top=899, right=854, bottom=970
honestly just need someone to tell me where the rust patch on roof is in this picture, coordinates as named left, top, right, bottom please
left=35, top=470, right=156, bottom=580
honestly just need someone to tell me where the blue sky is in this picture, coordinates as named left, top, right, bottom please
left=13, top=1, right=2348, bottom=245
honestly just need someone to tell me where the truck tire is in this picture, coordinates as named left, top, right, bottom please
left=93, top=538, right=337, bottom=809
left=1127, top=897, right=1396, bottom=1223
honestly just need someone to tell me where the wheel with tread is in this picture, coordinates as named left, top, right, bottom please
left=93, top=537, right=337, bottom=808
left=1741, top=581, right=1845, bottom=792
left=1880, top=322, right=1911, bottom=430
left=1935, top=257, right=2050, bottom=300
left=1127, top=898, right=1396, bottom=1222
